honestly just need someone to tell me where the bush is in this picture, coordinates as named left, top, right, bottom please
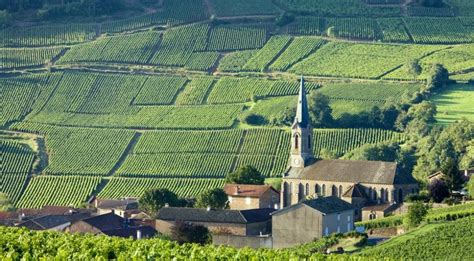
left=403, top=202, right=430, bottom=228
left=241, top=113, right=267, bottom=125
left=170, top=221, right=210, bottom=244
left=428, top=179, right=450, bottom=203
left=405, top=193, right=430, bottom=203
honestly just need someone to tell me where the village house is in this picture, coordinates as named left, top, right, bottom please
left=155, top=207, right=273, bottom=236
left=17, top=212, right=91, bottom=231
left=94, top=198, right=139, bottom=218
left=223, top=184, right=280, bottom=210
left=68, top=212, right=156, bottom=239
left=361, top=203, right=399, bottom=221
left=271, top=196, right=355, bottom=249
left=281, top=77, right=418, bottom=220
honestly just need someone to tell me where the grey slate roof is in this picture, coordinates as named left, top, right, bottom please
left=293, top=76, right=310, bottom=128
left=272, top=196, right=354, bottom=216
left=156, top=207, right=274, bottom=224
left=97, top=199, right=138, bottom=211
left=342, top=183, right=368, bottom=198
left=18, top=213, right=90, bottom=230
left=285, top=159, right=409, bottom=185
left=81, top=212, right=125, bottom=231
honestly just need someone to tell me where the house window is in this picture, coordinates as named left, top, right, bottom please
left=228, top=196, right=233, bottom=203
left=245, top=197, right=251, bottom=205
left=347, top=223, right=351, bottom=232
left=337, top=226, right=340, bottom=233
left=325, top=227, right=329, bottom=236
left=347, top=215, right=351, bottom=222
left=338, top=185, right=343, bottom=198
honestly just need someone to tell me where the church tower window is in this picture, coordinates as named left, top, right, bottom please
left=295, top=135, right=299, bottom=149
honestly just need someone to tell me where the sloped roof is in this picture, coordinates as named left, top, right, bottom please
left=272, top=196, right=354, bottom=216
left=223, top=184, right=278, bottom=198
left=18, top=213, right=91, bottom=230
left=102, top=226, right=157, bottom=239
left=97, top=199, right=138, bottom=211
left=286, top=159, right=408, bottom=185
left=342, top=183, right=368, bottom=198
left=156, top=207, right=274, bottom=224
left=293, top=76, right=310, bottom=128
left=80, top=212, right=124, bottom=231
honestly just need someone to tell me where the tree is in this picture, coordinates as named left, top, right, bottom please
left=405, top=59, right=422, bottom=78
left=308, top=92, right=333, bottom=127
left=425, top=64, right=449, bottom=93
left=0, top=193, right=15, bottom=212
left=170, top=221, right=210, bottom=244
left=441, top=156, right=462, bottom=192
left=138, top=189, right=181, bottom=216
left=275, top=12, right=294, bottom=26
left=468, top=177, right=474, bottom=199
left=270, top=105, right=296, bottom=126
left=403, top=202, right=429, bottom=228
left=225, top=165, right=264, bottom=185
left=195, top=188, right=228, bottom=209
left=319, top=148, right=339, bottom=159
left=428, top=179, right=450, bottom=203
left=343, top=142, right=399, bottom=162
left=240, top=113, right=267, bottom=125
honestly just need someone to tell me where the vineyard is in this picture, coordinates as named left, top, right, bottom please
left=16, top=176, right=102, bottom=208
left=1, top=0, right=473, bottom=213
left=1, top=47, right=66, bottom=69
left=0, top=139, right=35, bottom=203
left=358, top=217, right=474, bottom=260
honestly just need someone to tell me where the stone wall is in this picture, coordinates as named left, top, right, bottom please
left=213, top=234, right=272, bottom=249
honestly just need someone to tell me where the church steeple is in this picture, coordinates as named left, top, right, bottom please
left=290, top=76, right=313, bottom=169
left=293, top=75, right=310, bottom=128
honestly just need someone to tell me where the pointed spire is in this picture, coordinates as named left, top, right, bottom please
left=294, top=75, right=309, bottom=127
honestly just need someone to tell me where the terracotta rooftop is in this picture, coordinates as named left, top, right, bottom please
left=223, top=184, right=278, bottom=198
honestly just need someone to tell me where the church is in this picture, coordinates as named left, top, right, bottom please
left=280, top=77, right=418, bottom=220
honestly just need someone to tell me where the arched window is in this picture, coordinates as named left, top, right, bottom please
left=368, top=188, right=372, bottom=200
left=372, top=187, right=377, bottom=201
left=322, top=184, right=326, bottom=196
left=369, top=211, right=377, bottom=220
left=338, top=185, right=343, bottom=198
left=332, top=185, right=337, bottom=197
left=380, top=188, right=385, bottom=202
left=305, top=183, right=310, bottom=196
left=315, top=184, right=321, bottom=196
left=295, top=135, right=299, bottom=149
left=298, top=183, right=304, bottom=201
left=283, top=182, right=290, bottom=207
left=398, top=189, right=404, bottom=203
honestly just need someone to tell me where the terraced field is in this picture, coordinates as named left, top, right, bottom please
left=1, top=0, right=472, bottom=208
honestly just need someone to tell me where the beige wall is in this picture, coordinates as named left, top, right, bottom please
left=155, top=219, right=268, bottom=236
left=68, top=221, right=102, bottom=235
left=228, top=190, right=279, bottom=210
left=282, top=178, right=418, bottom=208
left=272, top=205, right=323, bottom=249
left=321, top=209, right=354, bottom=236
left=213, top=234, right=272, bottom=249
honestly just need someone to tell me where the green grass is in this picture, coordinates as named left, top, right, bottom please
left=431, top=84, right=474, bottom=124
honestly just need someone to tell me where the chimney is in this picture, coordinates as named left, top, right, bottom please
left=164, top=203, right=169, bottom=208
left=206, top=206, right=211, bottom=211
left=136, top=229, right=142, bottom=240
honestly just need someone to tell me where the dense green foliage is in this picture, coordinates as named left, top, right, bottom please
left=358, top=217, right=474, bottom=259
left=195, top=188, right=228, bottom=209
left=225, top=165, right=265, bottom=185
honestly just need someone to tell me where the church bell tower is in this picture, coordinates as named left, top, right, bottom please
left=290, top=76, right=313, bottom=168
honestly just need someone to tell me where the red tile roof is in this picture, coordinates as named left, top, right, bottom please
left=223, top=184, right=278, bottom=198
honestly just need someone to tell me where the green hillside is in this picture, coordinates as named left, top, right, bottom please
left=1, top=0, right=473, bottom=208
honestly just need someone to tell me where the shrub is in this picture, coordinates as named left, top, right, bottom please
left=170, top=221, right=210, bottom=244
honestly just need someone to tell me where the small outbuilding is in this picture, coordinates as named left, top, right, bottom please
left=271, top=196, right=354, bottom=249
left=223, top=184, right=280, bottom=210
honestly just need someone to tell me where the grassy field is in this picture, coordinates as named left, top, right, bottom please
left=431, top=84, right=474, bottom=124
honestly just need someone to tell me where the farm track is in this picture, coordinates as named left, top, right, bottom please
left=107, top=132, right=142, bottom=177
